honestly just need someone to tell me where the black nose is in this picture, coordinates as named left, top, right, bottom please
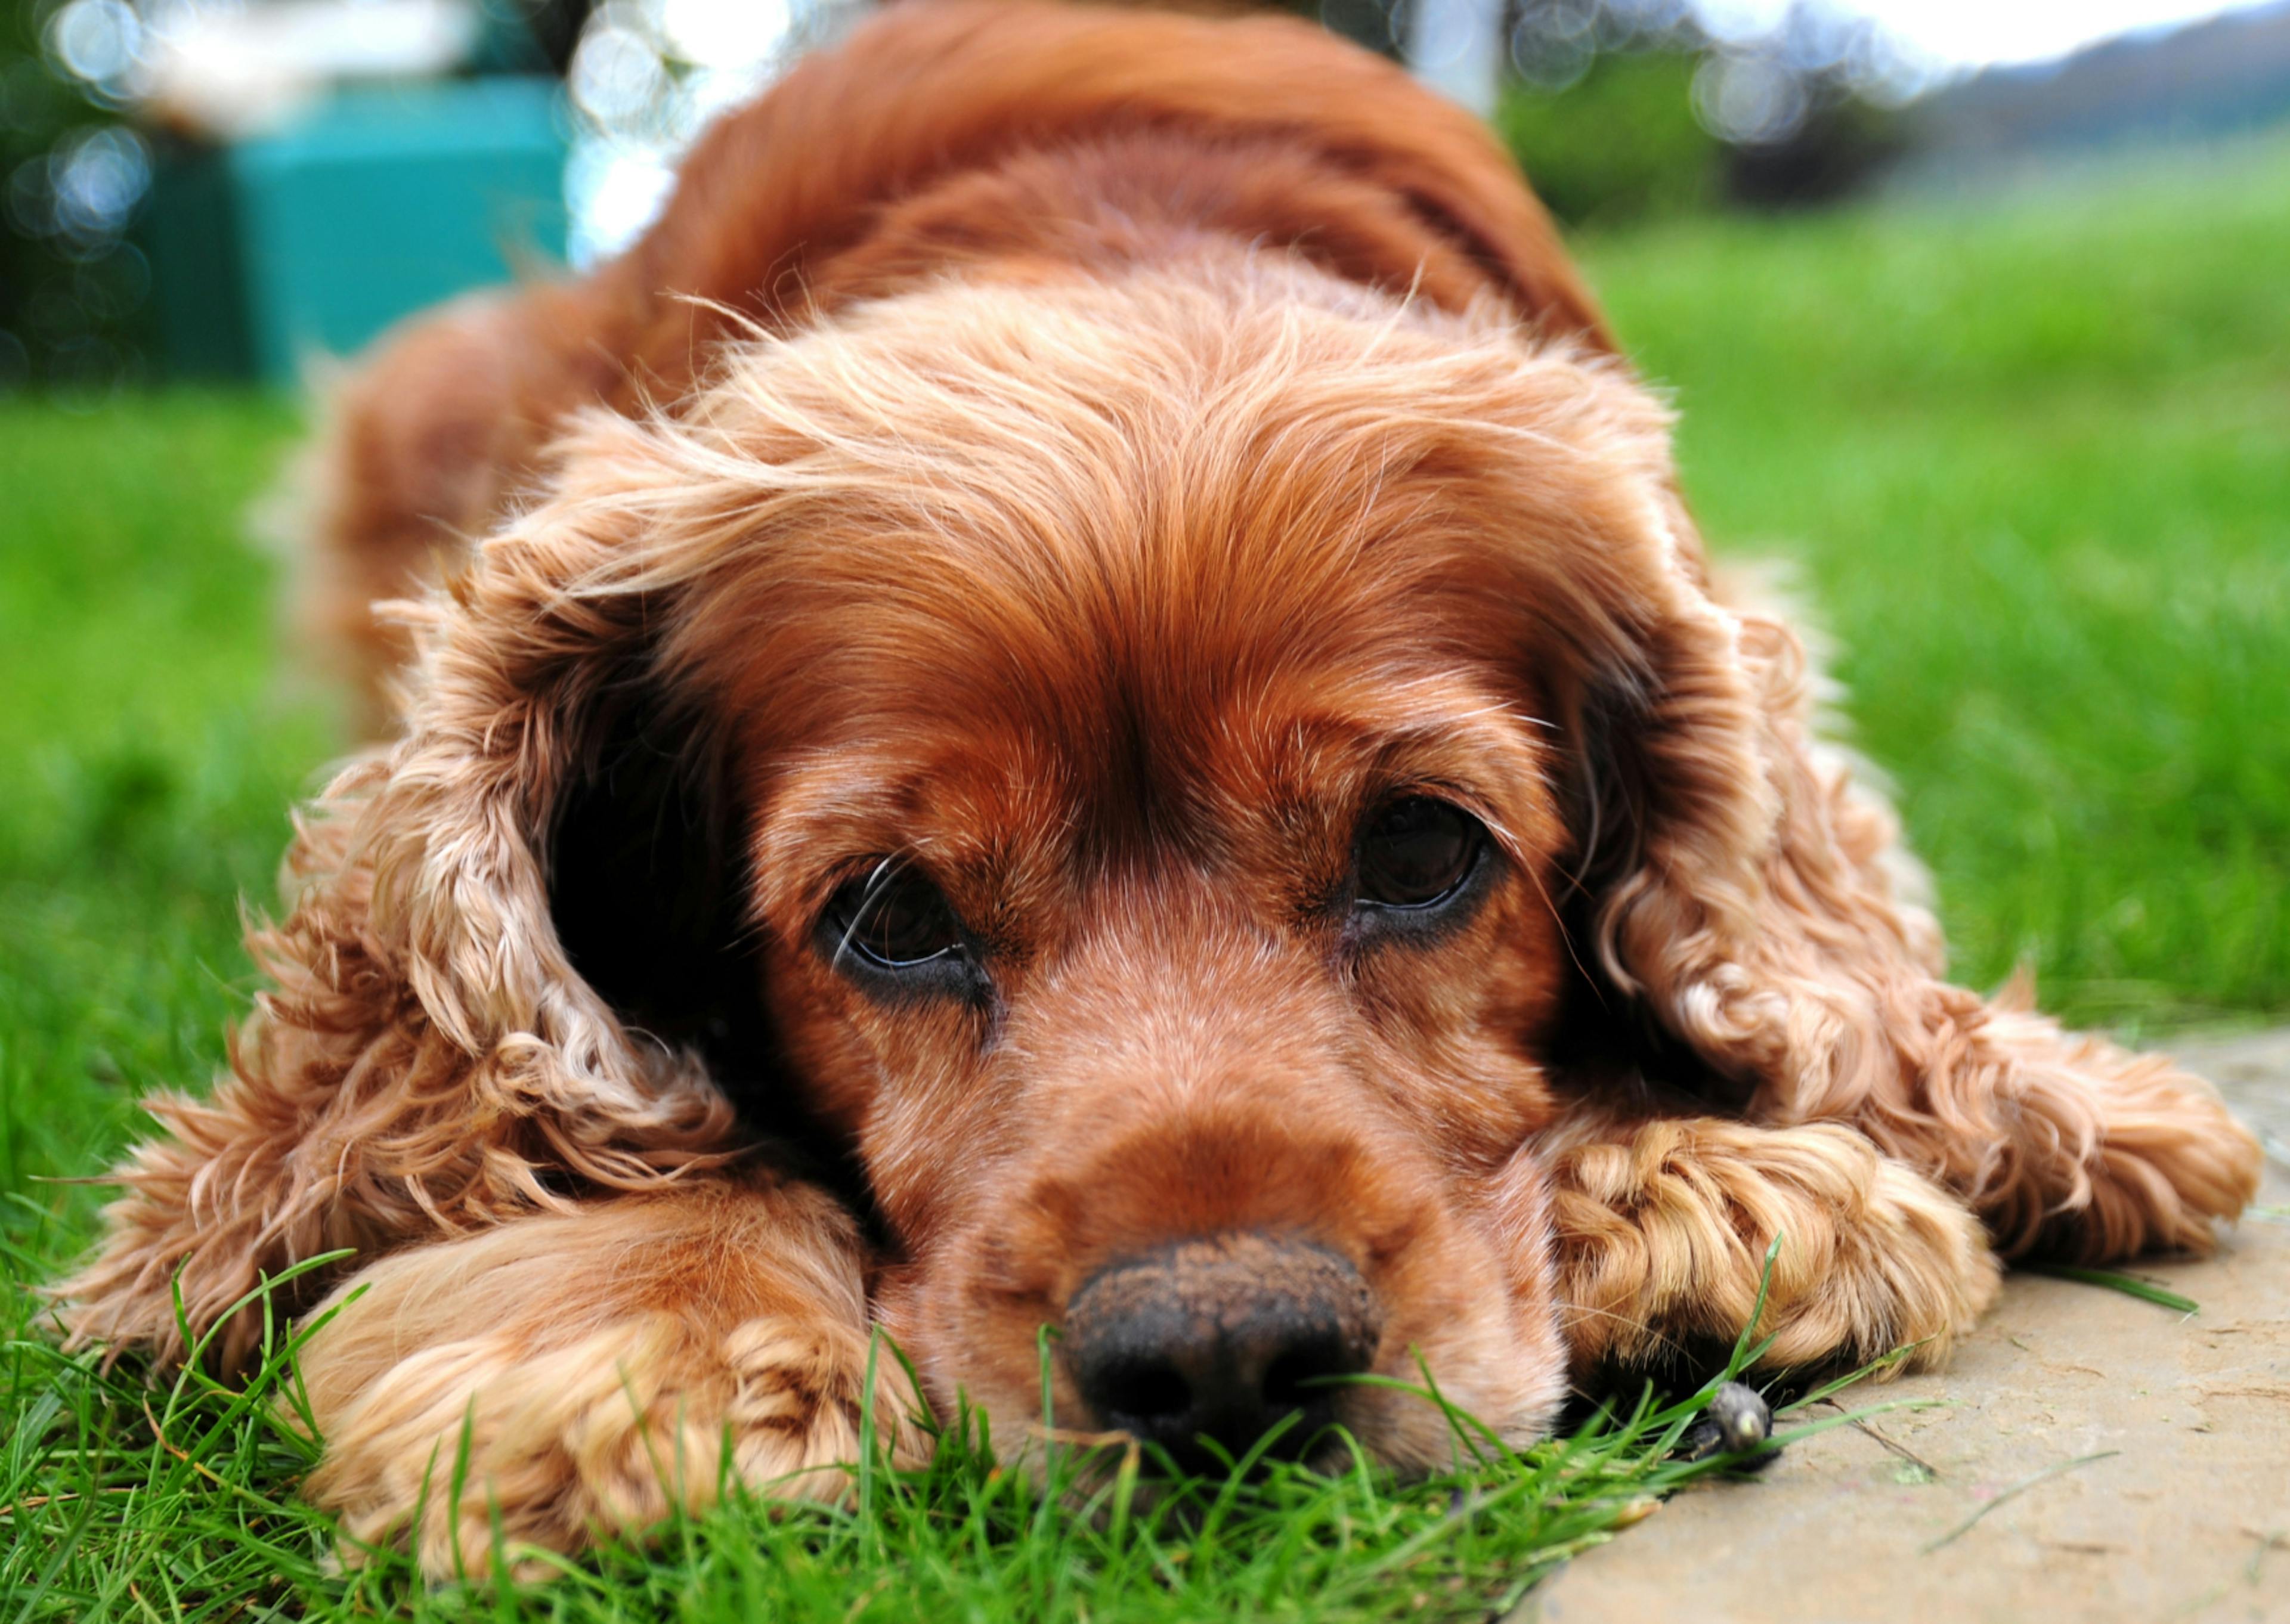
left=1063, top=1232, right=1382, bottom=1471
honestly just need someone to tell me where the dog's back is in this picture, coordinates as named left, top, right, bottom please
left=300, top=0, right=1609, bottom=730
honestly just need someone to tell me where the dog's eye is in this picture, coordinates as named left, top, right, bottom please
left=1356, top=798, right=1484, bottom=910
left=824, top=869, right=967, bottom=968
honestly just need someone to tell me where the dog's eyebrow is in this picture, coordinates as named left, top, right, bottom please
left=1354, top=702, right=1548, bottom=762
left=1421, top=698, right=1552, bottom=732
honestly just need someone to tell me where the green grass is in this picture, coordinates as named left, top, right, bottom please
left=6, top=139, right=2290, bottom=1617
left=7, top=1263, right=1833, bottom=1623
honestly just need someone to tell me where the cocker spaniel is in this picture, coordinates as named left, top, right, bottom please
left=64, top=0, right=2260, bottom=1575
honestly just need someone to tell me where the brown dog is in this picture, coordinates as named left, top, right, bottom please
left=64, top=0, right=2259, bottom=1575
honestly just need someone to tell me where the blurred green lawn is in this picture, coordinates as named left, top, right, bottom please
left=2, top=137, right=2286, bottom=1619
left=1585, top=148, right=2290, bottom=1031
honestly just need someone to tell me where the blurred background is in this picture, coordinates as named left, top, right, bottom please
left=0, top=0, right=2285, bottom=1223
left=5, top=0, right=2290, bottom=392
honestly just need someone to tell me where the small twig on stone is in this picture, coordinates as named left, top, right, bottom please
left=1819, top=1399, right=1941, bottom=1479
left=1922, top=1452, right=2119, bottom=1553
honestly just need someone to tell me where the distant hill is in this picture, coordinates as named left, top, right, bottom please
left=1910, top=1, right=2290, bottom=159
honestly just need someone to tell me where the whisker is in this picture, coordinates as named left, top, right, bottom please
left=1522, top=842, right=1605, bottom=1012
left=829, top=852, right=908, bottom=974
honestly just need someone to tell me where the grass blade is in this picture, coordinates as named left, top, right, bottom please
left=2025, top=1265, right=2199, bottom=1314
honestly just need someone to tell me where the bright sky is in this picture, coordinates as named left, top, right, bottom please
left=1785, top=0, right=2282, bottom=69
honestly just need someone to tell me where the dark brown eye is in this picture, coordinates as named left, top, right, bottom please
left=1356, top=798, right=1483, bottom=910
left=825, top=867, right=967, bottom=968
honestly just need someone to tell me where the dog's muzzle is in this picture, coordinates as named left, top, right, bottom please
left=1063, top=1231, right=1381, bottom=1471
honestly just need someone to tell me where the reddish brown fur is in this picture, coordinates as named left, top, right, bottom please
left=296, top=0, right=1604, bottom=730
left=69, top=0, right=2259, bottom=1575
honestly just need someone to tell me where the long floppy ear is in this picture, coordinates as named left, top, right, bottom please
left=1556, top=462, right=2259, bottom=1262
left=63, top=413, right=751, bottom=1368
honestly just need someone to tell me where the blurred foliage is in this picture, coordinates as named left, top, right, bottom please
left=1496, top=47, right=1907, bottom=228
left=1494, top=50, right=1720, bottom=226
left=0, top=0, right=1918, bottom=395
left=0, top=0, right=151, bottom=400
left=1725, top=84, right=1906, bottom=210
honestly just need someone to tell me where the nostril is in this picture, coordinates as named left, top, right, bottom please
left=1095, top=1356, right=1194, bottom=1433
left=1261, top=1338, right=1348, bottom=1417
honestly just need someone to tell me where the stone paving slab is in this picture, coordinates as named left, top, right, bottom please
left=1522, top=1033, right=2290, bottom=1624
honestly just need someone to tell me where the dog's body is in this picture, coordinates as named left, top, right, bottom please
left=66, top=1, right=2258, bottom=1573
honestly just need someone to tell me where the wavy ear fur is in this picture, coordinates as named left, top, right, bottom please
left=62, top=415, right=749, bottom=1368
left=1561, top=488, right=2260, bottom=1261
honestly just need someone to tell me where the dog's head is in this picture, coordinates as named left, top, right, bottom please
left=347, top=255, right=1858, bottom=1468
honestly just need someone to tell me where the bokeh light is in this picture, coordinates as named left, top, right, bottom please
left=48, top=0, right=144, bottom=90
left=561, top=0, right=848, bottom=266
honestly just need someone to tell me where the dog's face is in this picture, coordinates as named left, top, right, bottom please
left=732, top=467, right=1580, bottom=1467
left=536, top=260, right=1691, bottom=1468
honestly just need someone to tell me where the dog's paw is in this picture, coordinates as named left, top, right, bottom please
left=1756, top=1149, right=2003, bottom=1374
left=1983, top=1016, right=2265, bottom=1262
left=300, top=1308, right=920, bottom=1578
left=1549, top=1117, right=2001, bottom=1376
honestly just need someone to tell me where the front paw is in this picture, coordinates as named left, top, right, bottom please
left=1754, top=1151, right=2003, bottom=1372
left=299, top=1309, right=921, bottom=1577
left=1551, top=1119, right=2001, bottom=1375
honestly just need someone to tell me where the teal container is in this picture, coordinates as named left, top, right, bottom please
left=145, top=76, right=568, bottom=382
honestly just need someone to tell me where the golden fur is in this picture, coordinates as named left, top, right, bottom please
left=62, top=0, right=2259, bottom=1576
